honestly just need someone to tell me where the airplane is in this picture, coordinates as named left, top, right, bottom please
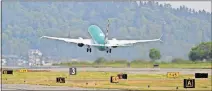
left=40, top=20, right=163, bottom=53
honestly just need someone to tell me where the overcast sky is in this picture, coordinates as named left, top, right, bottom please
left=158, top=1, right=211, bottom=13
left=0, top=1, right=211, bottom=13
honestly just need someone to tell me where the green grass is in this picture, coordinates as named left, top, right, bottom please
left=2, top=71, right=211, bottom=90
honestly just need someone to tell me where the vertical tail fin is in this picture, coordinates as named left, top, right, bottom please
left=105, top=19, right=110, bottom=44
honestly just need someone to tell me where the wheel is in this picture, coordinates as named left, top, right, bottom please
left=90, top=48, right=92, bottom=52
left=106, top=51, right=108, bottom=53
left=109, top=49, right=112, bottom=53
left=87, top=48, right=89, bottom=52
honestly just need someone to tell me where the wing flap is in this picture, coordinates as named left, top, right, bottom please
left=107, top=35, right=163, bottom=47
left=40, top=36, right=93, bottom=45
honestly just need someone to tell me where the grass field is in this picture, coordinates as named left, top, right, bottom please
left=2, top=71, right=211, bottom=90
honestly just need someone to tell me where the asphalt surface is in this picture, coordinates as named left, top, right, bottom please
left=1, top=83, right=120, bottom=90
left=1, top=66, right=211, bottom=90
left=2, top=66, right=211, bottom=75
left=51, top=67, right=211, bottom=75
left=1, top=84, right=97, bottom=90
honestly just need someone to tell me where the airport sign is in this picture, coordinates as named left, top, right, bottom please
left=3, top=70, right=13, bottom=74
left=167, top=72, right=179, bottom=78
left=19, top=69, right=28, bottom=73
left=110, top=76, right=119, bottom=83
left=184, top=79, right=195, bottom=88
left=195, top=73, right=208, bottom=78
left=69, top=67, right=77, bottom=75
left=56, top=77, right=65, bottom=83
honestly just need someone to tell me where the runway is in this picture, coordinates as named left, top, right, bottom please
left=2, top=66, right=211, bottom=75
left=51, top=67, right=212, bottom=75
left=1, top=84, right=98, bottom=90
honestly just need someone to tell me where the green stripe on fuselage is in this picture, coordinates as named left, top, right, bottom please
left=88, top=25, right=106, bottom=51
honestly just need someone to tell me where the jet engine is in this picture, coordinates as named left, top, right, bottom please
left=78, top=43, right=84, bottom=47
left=112, top=46, right=117, bottom=48
left=77, top=37, right=84, bottom=47
left=112, top=38, right=118, bottom=48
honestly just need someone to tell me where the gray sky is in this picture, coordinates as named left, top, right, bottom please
left=158, top=1, right=211, bottom=13
left=0, top=1, right=211, bottom=13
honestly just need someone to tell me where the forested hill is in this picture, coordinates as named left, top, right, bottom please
left=2, top=1, right=211, bottom=61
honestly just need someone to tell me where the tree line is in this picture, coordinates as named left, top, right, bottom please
left=149, top=42, right=211, bottom=62
left=2, top=1, right=211, bottom=60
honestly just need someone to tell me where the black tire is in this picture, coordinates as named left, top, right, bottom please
left=109, top=49, right=112, bottom=53
left=90, top=48, right=92, bottom=52
left=87, top=48, right=89, bottom=52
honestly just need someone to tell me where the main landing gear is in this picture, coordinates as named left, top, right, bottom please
left=106, top=49, right=111, bottom=53
left=87, top=48, right=91, bottom=52
left=87, top=46, right=91, bottom=52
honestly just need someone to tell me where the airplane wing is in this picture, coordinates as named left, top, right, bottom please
left=40, top=34, right=163, bottom=47
left=107, top=34, right=163, bottom=47
left=41, top=36, right=133, bottom=47
left=40, top=36, right=93, bottom=45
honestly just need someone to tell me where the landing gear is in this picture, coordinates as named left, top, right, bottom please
left=87, top=46, right=91, bottom=52
left=87, top=48, right=91, bottom=52
left=106, top=48, right=112, bottom=53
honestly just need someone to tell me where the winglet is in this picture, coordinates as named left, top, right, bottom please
left=40, top=36, right=46, bottom=39
left=159, top=34, right=164, bottom=43
left=40, top=36, right=44, bottom=39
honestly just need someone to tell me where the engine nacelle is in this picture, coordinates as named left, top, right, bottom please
left=78, top=43, right=84, bottom=47
left=77, top=37, right=84, bottom=47
left=112, top=38, right=117, bottom=48
left=112, top=46, right=118, bottom=48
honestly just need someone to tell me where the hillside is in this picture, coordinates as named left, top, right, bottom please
left=2, top=1, right=211, bottom=61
